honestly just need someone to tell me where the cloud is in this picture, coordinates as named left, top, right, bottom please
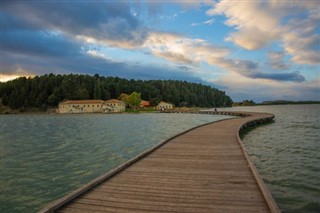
left=144, top=32, right=229, bottom=65
left=225, top=27, right=279, bottom=50
left=1, top=30, right=207, bottom=84
left=2, top=30, right=82, bottom=58
left=208, top=57, right=305, bottom=82
left=2, top=1, right=146, bottom=49
left=2, top=46, right=208, bottom=84
left=141, top=31, right=306, bottom=83
left=143, top=31, right=306, bottom=82
left=0, top=73, right=31, bottom=82
left=268, top=52, right=290, bottom=70
left=2, top=2, right=212, bottom=82
left=1, top=0, right=313, bottom=87
left=251, top=71, right=305, bottom=82
left=282, top=15, right=320, bottom=64
left=191, top=18, right=215, bottom=27
left=212, top=73, right=319, bottom=102
left=153, top=51, right=195, bottom=65
left=208, top=1, right=281, bottom=50
left=208, top=0, right=320, bottom=65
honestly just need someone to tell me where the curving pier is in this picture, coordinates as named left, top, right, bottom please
left=40, top=111, right=280, bottom=213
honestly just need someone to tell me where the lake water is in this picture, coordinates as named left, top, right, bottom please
left=223, top=105, right=320, bottom=213
left=1, top=105, right=319, bottom=213
left=0, top=113, right=234, bottom=213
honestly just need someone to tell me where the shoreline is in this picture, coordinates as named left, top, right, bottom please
left=0, top=106, right=202, bottom=115
left=2, top=103, right=319, bottom=115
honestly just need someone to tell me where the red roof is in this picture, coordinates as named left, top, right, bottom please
left=140, top=100, right=150, bottom=107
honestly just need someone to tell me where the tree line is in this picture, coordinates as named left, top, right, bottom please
left=232, top=100, right=256, bottom=106
left=0, top=73, right=233, bottom=110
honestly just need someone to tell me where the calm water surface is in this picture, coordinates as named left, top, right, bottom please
left=224, top=105, right=320, bottom=213
left=0, top=113, right=233, bottom=213
left=1, top=105, right=319, bottom=213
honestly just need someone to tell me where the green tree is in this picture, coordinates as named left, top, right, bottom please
left=48, top=87, right=64, bottom=106
left=118, top=93, right=129, bottom=106
left=93, top=79, right=102, bottom=99
left=126, top=92, right=141, bottom=109
left=150, top=98, right=160, bottom=106
left=8, top=89, right=22, bottom=109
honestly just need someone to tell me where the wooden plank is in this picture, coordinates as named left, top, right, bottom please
left=92, top=185, right=265, bottom=200
left=62, top=199, right=270, bottom=213
left=39, top=111, right=280, bottom=213
left=78, top=193, right=268, bottom=208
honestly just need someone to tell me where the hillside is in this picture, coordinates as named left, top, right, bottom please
left=0, top=74, right=233, bottom=111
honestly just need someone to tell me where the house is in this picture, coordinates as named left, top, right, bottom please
left=103, top=99, right=126, bottom=112
left=140, top=100, right=151, bottom=108
left=59, top=100, right=104, bottom=113
left=155, top=101, right=174, bottom=111
left=58, top=99, right=126, bottom=113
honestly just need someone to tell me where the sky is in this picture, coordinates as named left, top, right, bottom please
left=1, top=0, right=319, bottom=102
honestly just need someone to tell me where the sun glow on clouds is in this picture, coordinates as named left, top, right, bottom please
left=0, top=74, right=24, bottom=82
left=0, top=73, right=35, bottom=82
left=144, top=32, right=230, bottom=66
left=207, top=0, right=320, bottom=65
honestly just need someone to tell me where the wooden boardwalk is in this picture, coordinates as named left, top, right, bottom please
left=40, top=111, right=280, bottom=213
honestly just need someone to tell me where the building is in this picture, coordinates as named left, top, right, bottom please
left=103, top=99, right=126, bottom=112
left=155, top=101, right=174, bottom=111
left=59, top=100, right=104, bottom=113
left=58, top=99, right=125, bottom=113
left=140, top=100, right=151, bottom=108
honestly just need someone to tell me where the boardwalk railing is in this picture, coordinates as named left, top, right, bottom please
left=162, top=109, right=252, bottom=117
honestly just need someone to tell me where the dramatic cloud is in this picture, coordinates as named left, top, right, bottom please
left=208, top=0, right=320, bottom=65
left=3, top=45, right=206, bottom=84
left=144, top=32, right=230, bottom=65
left=1, top=0, right=318, bottom=101
left=2, top=1, right=146, bottom=49
left=142, top=31, right=306, bottom=82
left=208, top=1, right=281, bottom=50
left=3, top=30, right=82, bottom=58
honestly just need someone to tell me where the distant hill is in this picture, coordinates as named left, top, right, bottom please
left=260, top=100, right=320, bottom=105
left=0, top=73, right=233, bottom=111
left=232, top=100, right=256, bottom=107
